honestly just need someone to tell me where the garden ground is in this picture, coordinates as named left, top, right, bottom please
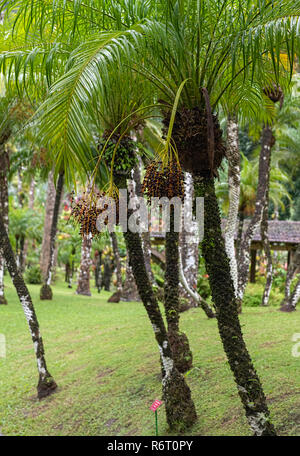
left=0, top=277, right=300, bottom=436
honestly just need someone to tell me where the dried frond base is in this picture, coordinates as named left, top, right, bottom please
left=162, top=107, right=226, bottom=177
left=142, top=160, right=185, bottom=200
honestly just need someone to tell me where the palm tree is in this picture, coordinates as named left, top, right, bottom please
left=3, top=0, right=300, bottom=435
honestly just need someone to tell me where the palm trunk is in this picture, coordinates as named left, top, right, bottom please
left=238, top=126, right=274, bottom=302
left=0, top=141, right=9, bottom=305
left=280, top=245, right=300, bottom=312
left=132, top=162, right=156, bottom=285
left=108, top=232, right=123, bottom=302
left=179, top=173, right=199, bottom=308
left=116, top=173, right=197, bottom=432
left=164, top=206, right=193, bottom=373
left=94, top=250, right=102, bottom=293
left=194, top=175, right=276, bottom=436
left=261, top=191, right=273, bottom=306
left=102, top=255, right=113, bottom=292
left=225, top=115, right=240, bottom=301
left=40, top=171, right=64, bottom=300
left=40, top=170, right=56, bottom=279
left=0, top=212, right=57, bottom=398
left=141, top=231, right=156, bottom=286
left=76, top=233, right=92, bottom=296
left=22, top=177, right=35, bottom=271
left=179, top=248, right=216, bottom=318
left=283, top=276, right=300, bottom=311
left=236, top=212, right=244, bottom=262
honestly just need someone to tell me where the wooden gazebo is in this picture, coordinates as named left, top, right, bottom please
left=150, top=220, right=300, bottom=283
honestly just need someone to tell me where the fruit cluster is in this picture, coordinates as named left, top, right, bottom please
left=142, top=159, right=185, bottom=201
left=70, top=191, right=119, bottom=237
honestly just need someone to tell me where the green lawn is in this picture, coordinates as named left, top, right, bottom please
left=0, top=276, right=300, bottom=436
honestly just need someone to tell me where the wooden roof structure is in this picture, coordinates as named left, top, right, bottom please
left=151, top=220, right=300, bottom=251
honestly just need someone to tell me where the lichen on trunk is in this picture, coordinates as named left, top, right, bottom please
left=164, top=205, right=193, bottom=373
left=225, top=115, right=240, bottom=301
left=0, top=212, right=57, bottom=398
left=238, top=126, right=274, bottom=304
left=115, top=173, right=197, bottom=432
left=194, top=175, right=276, bottom=436
left=40, top=171, right=64, bottom=300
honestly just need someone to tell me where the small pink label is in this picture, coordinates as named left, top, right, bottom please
left=150, top=400, right=162, bottom=412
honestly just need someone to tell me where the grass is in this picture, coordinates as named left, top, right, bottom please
left=0, top=275, right=300, bottom=436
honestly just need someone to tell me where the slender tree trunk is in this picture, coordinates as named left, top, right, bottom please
left=238, top=126, right=275, bottom=303
left=22, top=177, right=35, bottom=271
left=261, top=190, right=273, bottom=306
left=280, top=244, right=300, bottom=312
left=0, top=141, right=9, bottom=305
left=236, top=212, right=244, bottom=261
left=132, top=162, right=156, bottom=285
left=164, top=206, right=193, bottom=373
left=194, top=175, right=276, bottom=436
left=116, top=173, right=197, bottom=432
left=179, top=173, right=199, bottom=308
left=225, top=115, right=240, bottom=302
left=108, top=232, right=123, bottom=302
left=40, top=171, right=56, bottom=279
left=76, top=233, right=92, bottom=296
left=40, top=171, right=64, bottom=300
left=282, top=276, right=300, bottom=311
left=0, top=212, right=57, bottom=398
left=141, top=231, right=156, bottom=286
left=179, top=247, right=216, bottom=318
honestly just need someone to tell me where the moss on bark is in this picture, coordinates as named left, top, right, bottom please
left=115, top=173, right=197, bottom=432
left=164, top=206, right=193, bottom=373
left=0, top=212, right=57, bottom=399
left=194, top=175, right=276, bottom=436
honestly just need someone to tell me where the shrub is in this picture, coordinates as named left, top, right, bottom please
left=25, top=265, right=43, bottom=284
left=243, top=292, right=262, bottom=307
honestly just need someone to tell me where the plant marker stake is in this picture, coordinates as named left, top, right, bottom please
left=150, top=400, right=162, bottom=436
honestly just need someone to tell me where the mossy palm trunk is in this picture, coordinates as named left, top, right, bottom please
left=40, top=171, right=64, bottom=300
left=194, top=175, right=276, bottom=436
left=108, top=232, right=123, bottom=302
left=0, top=212, right=57, bottom=398
left=164, top=206, right=193, bottom=373
left=116, top=174, right=197, bottom=432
